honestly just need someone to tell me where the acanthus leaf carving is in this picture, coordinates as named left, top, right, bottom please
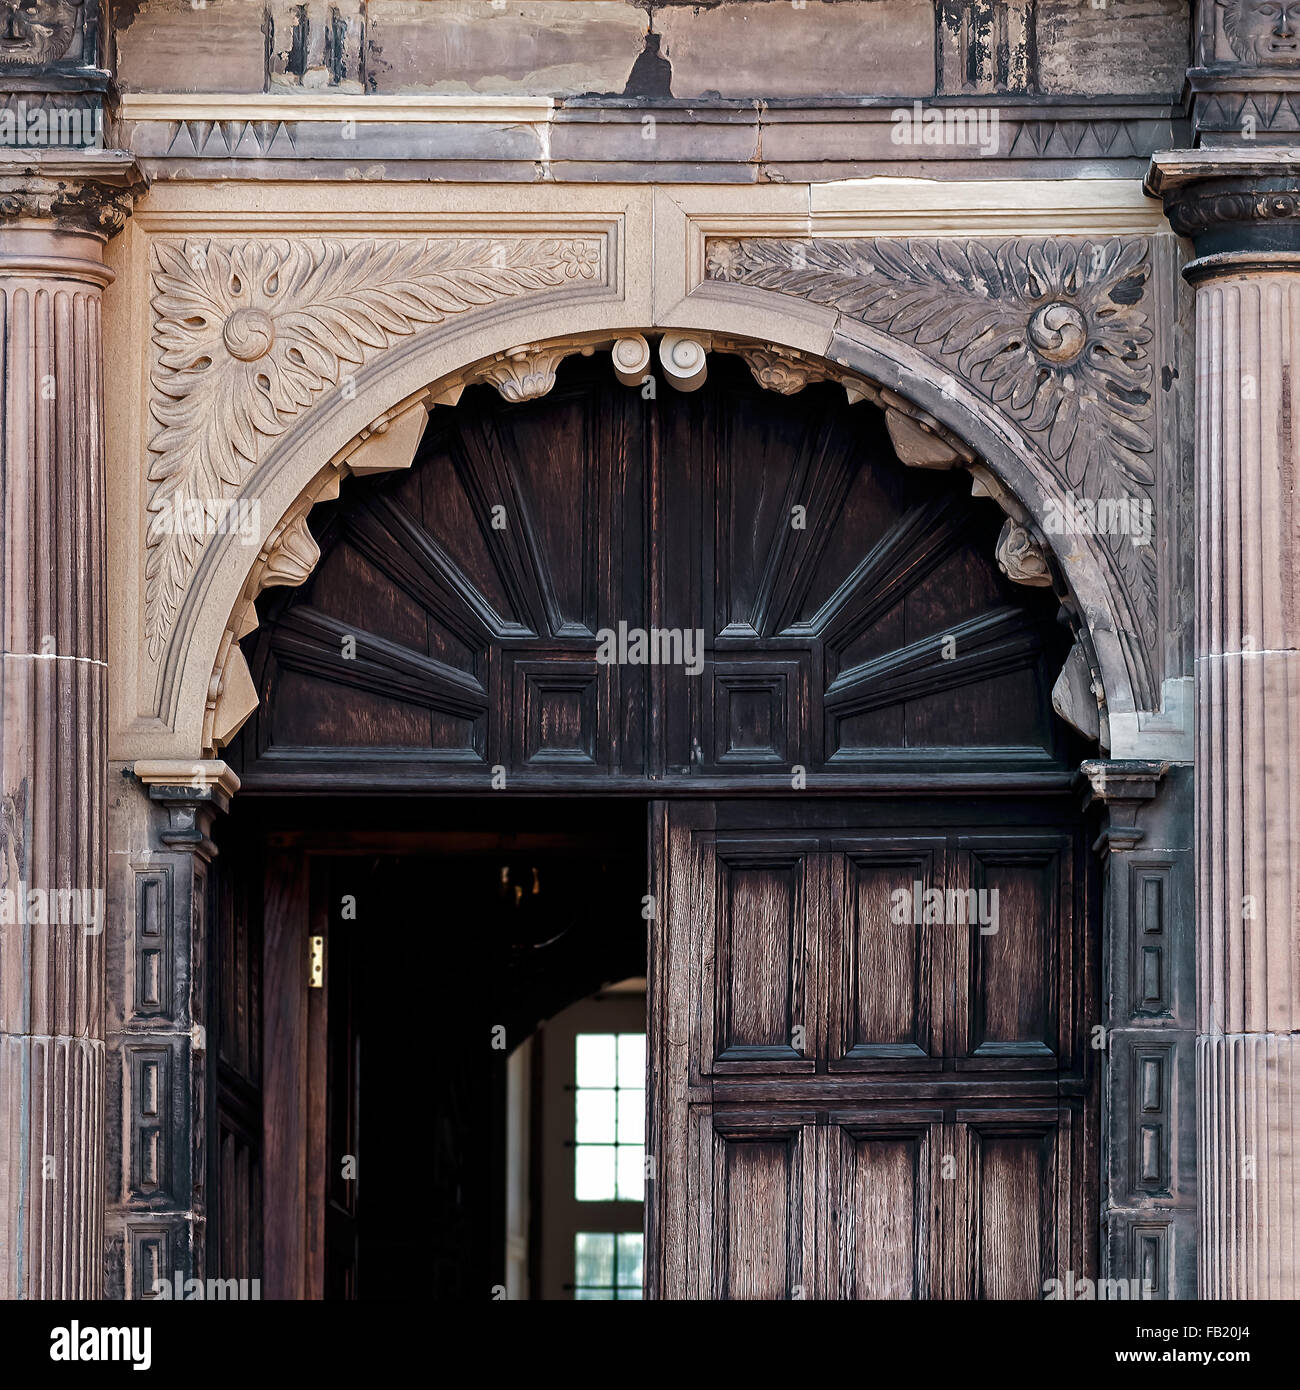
left=706, top=234, right=1159, bottom=700
left=145, top=234, right=604, bottom=659
left=735, top=344, right=832, bottom=395
left=472, top=342, right=574, bottom=403
left=258, top=511, right=320, bottom=592
left=995, top=519, right=1053, bottom=588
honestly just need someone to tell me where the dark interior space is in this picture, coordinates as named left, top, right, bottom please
left=209, top=798, right=648, bottom=1301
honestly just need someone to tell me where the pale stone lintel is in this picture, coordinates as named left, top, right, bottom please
left=119, top=93, right=557, bottom=126
left=809, top=177, right=1168, bottom=233
left=133, top=759, right=241, bottom=798
left=1107, top=676, right=1194, bottom=762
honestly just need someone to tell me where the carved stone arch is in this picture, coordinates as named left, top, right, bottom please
left=148, top=302, right=1137, bottom=761
left=225, top=347, right=1088, bottom=788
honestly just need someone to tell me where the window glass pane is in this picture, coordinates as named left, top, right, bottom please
left=616, top=1233, right=644, bottom=1288
left=576, top=1088, right=616, bottom=1144
left=617, top=1033, right=645, bottom=1088
left=576, top=1033, right=617, bottom=1088
left=574, top=1232, right=615, bottom=1287
left=576, top=1289, right=615, bottom=1300
left=575, top=1144, right=617, bottom=1202
left=614, top=1288, right=644, bottom=1300
left=573, top=1031, right=646, bottom=1203
left=617, top=1088, right=644, bottom=1145
left=616, top=1144, right=645, bottom=1202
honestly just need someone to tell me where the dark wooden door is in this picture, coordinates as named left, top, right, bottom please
left=223, top=353, right=1097, bottom=1300
left=207, top=825, right=264, bottom=1292
left=321, top=866, right=360, bottom=1299
left=649, top=798, right=1096, bottom=1300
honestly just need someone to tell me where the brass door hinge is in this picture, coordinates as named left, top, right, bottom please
left=308, top=935, right=324, bottom=989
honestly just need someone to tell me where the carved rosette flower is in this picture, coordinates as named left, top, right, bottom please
left=145, top=235, right=603, bottom=658
left=705, top=234, right=1158, bottom=696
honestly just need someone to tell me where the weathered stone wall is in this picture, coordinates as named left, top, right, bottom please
left=110, top=0, right=1189, bottom=101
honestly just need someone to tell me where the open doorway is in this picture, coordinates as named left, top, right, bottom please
left=208, top=798, right=647, bottom=1301
left=513, top=977, right=647, bottom=1300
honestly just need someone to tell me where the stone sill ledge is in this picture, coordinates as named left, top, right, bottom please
left=118, top=92, right=1187, bottom=123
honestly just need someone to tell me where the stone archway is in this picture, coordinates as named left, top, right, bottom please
left=209, top=346, right=1099, bottom=1300
left=101, top=222, right=1193, bottom=1304
left=131, top=284, right=1151, bottom=765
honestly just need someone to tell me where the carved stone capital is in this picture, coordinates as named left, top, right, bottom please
left=1147, top=150, right=1300, bottom=266
left=0, top=150, right=146, bottom=240
left=1075, top=757, right=1170, bottom=851
left=132, top=759, right=241, bottom=857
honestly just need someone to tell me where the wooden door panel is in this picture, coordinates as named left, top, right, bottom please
left=701, top=1113, right=816, bottom=1301
left=654, top=801, right=1095, bottom=1301
left=826, top=1113, right=940, bottom=1301
left=207, top=831, right=264, bottom=1293
left=952, top=835, right=1074, bottom=1069
left=827, top=840, right=945, bottom=1070
left=708, top=843, right=818, bottom=1073
left=954, top=1110, right=1064, bottom=1301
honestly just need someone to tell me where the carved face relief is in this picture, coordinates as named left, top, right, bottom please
left=0, top=0, right=83, bottom=67
left=1221, top=0, right=1300, bottom=64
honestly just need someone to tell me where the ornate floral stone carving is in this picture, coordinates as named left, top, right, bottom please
left=145, top=234, right=604, bottom=658
left=736, top=345, right=833, bottom=395
left=705, top=235, right=1158, bottom=693
left=472, top=342, right=574, bottom=403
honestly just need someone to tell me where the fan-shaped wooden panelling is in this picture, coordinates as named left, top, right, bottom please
left=231, top=355, right=1076, bottom=789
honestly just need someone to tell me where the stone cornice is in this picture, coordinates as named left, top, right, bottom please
left=115, top=93, right=1185, bottom=183
left=134, top=758, right=241, bottom=800
left=0, top=148, right=147, bottom=239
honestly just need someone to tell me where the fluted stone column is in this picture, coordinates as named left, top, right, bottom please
left=0, top=153, right=143, bottom=1299
left=1151, top=152, right=1300, bottom=1298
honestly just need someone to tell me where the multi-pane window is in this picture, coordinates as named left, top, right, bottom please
left=574, top=1033, right=645, bottom=1202
left=537, top=995, right=646, bottom=1300
left=573, top=1232, right=644, bottom=1300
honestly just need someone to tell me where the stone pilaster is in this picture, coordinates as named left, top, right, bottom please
left=0, top=150, right=143, bottom=1299
left=1079, top=760, right=1197, bottom=1300
left=1150, top=150, right=1300, bottom=1298
left=104, top=760, right=237, bottom=1301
